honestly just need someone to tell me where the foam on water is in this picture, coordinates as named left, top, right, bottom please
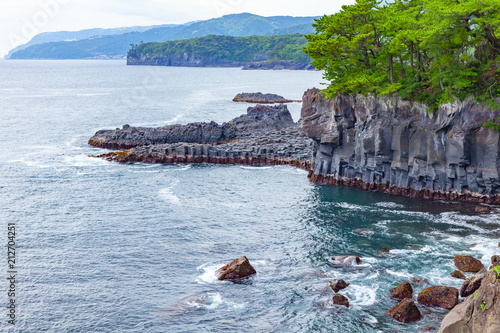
left=240, top=166, right=273, bottom=170
left=195, top=263, right=221, bottom=284
left=158, top=184, right=181, bottom=206
left=374, top=202, right=405, bottom=209
left=346, top=284, right=378, bottom=307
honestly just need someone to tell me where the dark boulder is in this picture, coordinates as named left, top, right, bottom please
left=460, top=269, right=486, bottom=297
left=386, top=299, right=422, bottom=323
left=450, top=270, right=466, bottom=280
left=329, top=279, right=350, bottom=293
left=390, top=281, right=413, bottom=300
left=417, top=286, right=459, bottom=310
left=332, top=294, right=350, bottom=307
left=215, top=256, right=257, bottom=281
left=454, top=255, right=484, bottom=273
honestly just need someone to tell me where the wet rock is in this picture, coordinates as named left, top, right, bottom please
left=454, top=255, right=484, bottom=273
left=215, top=256, right=257, bottom=281
left=460, top=269, right=486, bottom=297
left=330, top=255, right=361, bottom=266
left=417, top=286, right=459, bottom=310
left=422, top=327, right=436, bottom=331
left=438, top=270, right=500, bottom=333
left=474, top=205, right=492, bottom=213
left=378, top=248, right=391, bottom=254
left=232, top=92, right=299, bottom=103
left=491, top=255, right=500, bottom=267
left=332, top=294, right=350, bottom=307
left=329, top=279, right=350, bottom=293
left=450, top=270, right=466, bottom=280
left=386, top=299, right=422, bottom=323
left=412, top=278, right=429, bottom=285
left=390, top=281, right=413, bottom=299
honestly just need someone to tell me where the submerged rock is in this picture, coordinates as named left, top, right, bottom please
left=330, top=255, right=361, bottom=266
left=386, top=299, right=422, bottom=323
left=329, top=279, right=350, bottom=293
left=417, top=286, right=459, bottom=310
left=438, top=270, right=500, bottom=332
left=232, top=92, right=299, bottom=104
left=332, top=294, right=350, bottom=307
left=215, top=256, right=257, bottom=281
left=390, top=281, right=413, bottom=300
left=450, top=270, right=466, bottom=280
left=454, top=255, right=484, bottom=273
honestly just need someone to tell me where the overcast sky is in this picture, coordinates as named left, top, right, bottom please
left=0, top=0, right=355, bottom=58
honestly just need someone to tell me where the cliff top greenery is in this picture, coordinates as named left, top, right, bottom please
left=129, top=34, right=310, bottom=63
left=304, top=0, right=500, bottom=112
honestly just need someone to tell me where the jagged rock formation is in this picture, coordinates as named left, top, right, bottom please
left=89, top=104, right=314, bottom=168
left=232, top=92, right=299, bottom=104
left=89, top=104, right=296, bottom=149
left=215, top=256, right=257, bottom=281
left=438, top=270, right=500, bottom=332
left=300, top=88, right=500, bottom=204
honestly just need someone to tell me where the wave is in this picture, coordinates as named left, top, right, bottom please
left=374, top=202, right=405, bottom=209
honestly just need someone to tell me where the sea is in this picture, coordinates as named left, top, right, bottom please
left=0, top=60, right=499, bottom=332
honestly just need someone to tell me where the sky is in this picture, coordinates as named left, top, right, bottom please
left=0, top=0, right=355, bottom=58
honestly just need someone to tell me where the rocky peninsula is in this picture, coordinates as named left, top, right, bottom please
left=90, top=89, right=500, bottom=204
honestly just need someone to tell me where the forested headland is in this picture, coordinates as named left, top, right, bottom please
left=304, top=0, right=499, bottom=115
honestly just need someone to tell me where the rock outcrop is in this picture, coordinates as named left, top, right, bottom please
left=386, top=299, right=422, bottom=323
left=390, top=281, right=413, bottom=300
left=215, top=256, right=257, bottom=281
left=300, top=88, right=500, bottom=204
left=331, top=294, right=350, bottom=307
left=460, top=269, right=486, bottom=297
left=438, top=270, right=500, bottom=332
left=329, top=279, right=350, bottom=293
left=232, top=92, right=299, bottom=104
left=454, top=255, right=484, bottom=273
left=417, top=286, right=459, bottom=310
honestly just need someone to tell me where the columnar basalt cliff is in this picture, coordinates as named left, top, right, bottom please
left=300, top=88, right=500, bottom=204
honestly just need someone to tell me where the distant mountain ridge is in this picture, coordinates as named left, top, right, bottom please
left=9, top=13, right=319, bottom=60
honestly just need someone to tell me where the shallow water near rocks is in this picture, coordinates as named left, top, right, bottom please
left=1, top=60, right=499, bottom=332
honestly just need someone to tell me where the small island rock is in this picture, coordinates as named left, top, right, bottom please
left=332, top=294, right=350, bottom=307
left=215, top=256, right=257, bottom=281
left=386, top=299, right=422, bottom=323
left=417, top=286, right=459, bottom=310
left=232, top=92, right=299, bottom=104
left=454, top=255, right=484, bottom=273
left=329, top=279, right=350, bottom=293
left=390, top=281, right=413, bottom=299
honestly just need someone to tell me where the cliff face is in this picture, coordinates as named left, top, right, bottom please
left=127, top=53, right=243, bottom=67
left=300, top=88, right=500, bottom=203
left=438, top=270, right=500, bottom=332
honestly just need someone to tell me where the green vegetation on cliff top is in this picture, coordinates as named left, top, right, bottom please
left=129, top=34, right=310, bottom=64
left=304, top=0, right=500, bottom=114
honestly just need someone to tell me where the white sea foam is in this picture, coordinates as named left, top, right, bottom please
left=346, top=284, right=378, bottom=306
left=336, top=202, right=365, bottom=210
left=240, top=166, right=272, bottom=170
left=374, top=202, right=405, bottom=209
left=164, top=114, right=183, bottom=125
left=195, top=263, right=220, bottom=284
left=386, top=269, right=412, bottom=278
left=158, top=184, right=181, bottom=206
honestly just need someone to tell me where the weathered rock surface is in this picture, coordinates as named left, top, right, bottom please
left=300, top=88, right=500, bottom=204
left=451, top=270, right=466, bottom=280
left=232, top=92, right=299, bottom=104
left=460, top=269, right=486, bottom=297
left=454, top=255, right=484, bottom=273
left=331, top=294, right=350, bottom=307
left=329, top=279, right=350, bottom=293
left=438, top=270, right=500, bottom=333
left=390, top=281, right=413, bottom=299
left=417, top=286, right=459, bottom=310
left=215, top=256, right=257, bottom=281
left=330, top=255, right=361, bottom=266
left=386, top=299, right=423, bottom=323
left=491, top=255, right=500, bottom=267
left=89, top=104, right=296, bottom=149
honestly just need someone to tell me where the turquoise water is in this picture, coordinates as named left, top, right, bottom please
left=0, top=60, right=499, bottom=332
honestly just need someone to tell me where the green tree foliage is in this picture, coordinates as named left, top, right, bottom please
left=130, top=34, right=310, bottom=63
left=304, top=0, right=500, bottom=110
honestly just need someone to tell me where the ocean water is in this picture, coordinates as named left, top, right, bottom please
left=0, top=60, right=499, bottom=332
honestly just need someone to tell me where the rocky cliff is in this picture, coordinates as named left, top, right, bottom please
left=438, top=269, right=500, bottom=332
left=300, top=88, right=500, bottom=204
